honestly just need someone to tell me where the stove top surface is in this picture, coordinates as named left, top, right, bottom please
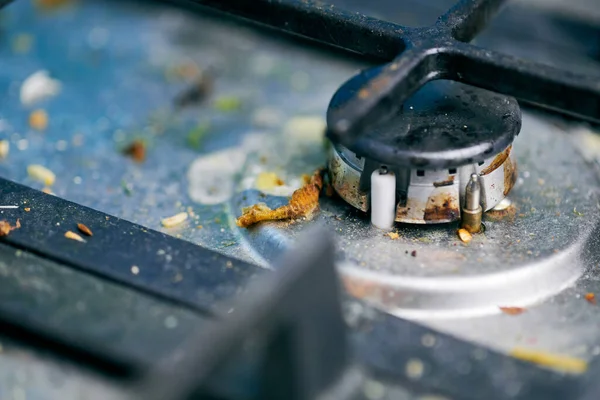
left=1, top=0, right=600, bottom=399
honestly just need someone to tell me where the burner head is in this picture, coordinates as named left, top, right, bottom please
left=327, top=65, right=522, bottom=169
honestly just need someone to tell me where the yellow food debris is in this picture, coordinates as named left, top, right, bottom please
left=386, top=232, right=399, bottom=240
left=24, top=208, right=30, bottom=212
left=27, top=164, right=55, bottom=186
left=457, top=228, right=472, bottom=243
left=255, top=172, right=285, bottom=192
left=0, top=140, right=9, bottom=159
left=64, top=230, right=85, bottom=243
left=237, top=169, right=323, bottom=228
left=509, top=347, right=588, bottom=374
left=161, top=212, right=188, bottom=228
left=29, top=109, right=48, bottom=131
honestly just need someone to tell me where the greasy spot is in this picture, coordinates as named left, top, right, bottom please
left=424, top=192, right=459, bottom=222
left=480, top=145, right=512, bottom=176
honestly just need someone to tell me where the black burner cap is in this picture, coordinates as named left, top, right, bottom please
left=327, top=65, right=522, bottom=169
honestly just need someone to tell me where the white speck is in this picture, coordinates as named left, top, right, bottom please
left=164, top=315, right=178, bottom=329
left=73, top=176, right=82, bottom=184
left=157, top=249, right=166, bottom=255
left=362, top=379, right=385, bottom=399
left=523, top=171, right=530, bottom=178
left=421, top=333, right=436, bottom=347
left=226, top=261, right=233, bottom=267
left=165, top=254, right=172, bottom=262
left=20, top=70, right=61, bottom=106
left=131, top=265, right=140, bottom=275
left=493, top=198, right=512, bottom=211
left=405, top=358, right=424, bottom=379
left=56, top=222, right=60, bottom=226
left=576, top=293, right=581, bottom=298
left=17, top=139, right=28, bottom=150
left=55, top=140, right=68, bottom=151
left=220, top=228, right=225, bottom=233
left=409, top=106, right=414, bottom=110
left=87, top=27, right=109, bottom=49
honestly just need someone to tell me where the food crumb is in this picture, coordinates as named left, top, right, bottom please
left=0, top=219, right=20, bottom=237
left=538, top=178, right=545, bottom=186
left=131, top=265, right=140, bottom=275
left=255, top=171, right=285, bottom=192
left=213, top=96, right=242, bottom=112
left=27, top=164, right=55, bottom=186
left=499, top=306, right=525, bottom=315
left=196, top=225, right=203, bottom=229
left=122, top=139, right=146, bottom=163
left=585, top=293, right=596, bottom=304
left=411, top=250, right=417, bottom=257
left=24, top=208, right=30, bottom=212
left=29, top=109, right=48, bottom=130
left=509, top=347, right=587, bottom=374
left=41, top=187, right=53, bottom=195
left=64, top=230, right=85, bottom=243
left=20, top=70, right=61, bottom=106
left=77, top=223, right=93, bottom=236
left=457, top=228, right=472, bottom=243
left=573, top=207, right=584, bottom=217
left=161, top=212, right=188, bottom=228
left=386, top=231, right=399, bottom=240
left=186, top=122, right=210, bottom=149
left=0, top=140, right=9, bottom=159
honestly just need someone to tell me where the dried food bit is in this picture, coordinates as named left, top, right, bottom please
left=499, top=306, right=525, bottom=315
left=41, top=187, right=54, bottom=195
left=0, top=140, right=9, bottom=159
left=509, top=347, right=587, bottom=374
left=386, top=232, right=400, bottom=240
left=20, top=70, right=61, bottom=106
left=573, top=207, right=584, bottom=217
left=161, top=212, right=188, bottom=228
left=410, top=250, right=417, bottom=257
left=255, top=172, right=285, bottom=192
left=213, top=96, right=242, bottom=112
left=585, top=292, right=596, bottom=304
left=29, top=109, right=48, bottom=130
left=0, top=219, right=21, bottom=237
left=186, top=122, right=210, bottom=149
left=24, top=208, right=30, bottom=212
left=27, top=164, right=55, bottom=186
left=65, top=230, right=85, bottom=243
left=122, top=139, right=146, bottom=163
left=77, top=223, right=93, bottom=236
left=457, top=228, right=472, bottom=243
left=236, top=169, right=323, bottom=228
left=174, top=71, right=214, bottom=108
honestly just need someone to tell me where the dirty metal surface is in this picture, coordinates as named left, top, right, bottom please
left=1, top=0, right=600, bottom=398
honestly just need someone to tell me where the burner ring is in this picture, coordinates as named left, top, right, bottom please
left=327, top=65, right=522, bottom=169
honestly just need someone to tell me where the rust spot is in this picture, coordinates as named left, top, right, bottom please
left=485, top=203, right=518, bottom=221
left=424, top=192, right=459, bottom=222
left=433, top=176, right=455, bottom=187
left=503, top=157, right=518, bottom=196
left=480, top=145, right=512, bottom=176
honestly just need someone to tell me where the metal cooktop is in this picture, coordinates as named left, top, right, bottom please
left=0, top=0, right=600, bottom=399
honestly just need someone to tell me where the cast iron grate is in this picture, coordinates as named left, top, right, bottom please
left=180, top=0, right=600, bottom=155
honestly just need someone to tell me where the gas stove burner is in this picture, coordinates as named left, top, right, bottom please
left=327, top=65, right=521, bottom=226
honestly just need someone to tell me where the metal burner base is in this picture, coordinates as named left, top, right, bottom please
left=231, top=112, right=600, bottom=357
